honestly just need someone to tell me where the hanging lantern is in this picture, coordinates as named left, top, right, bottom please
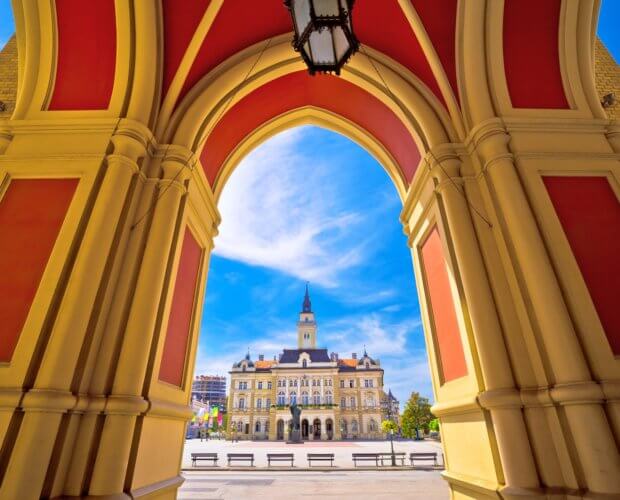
left=284, top=0, right=359, bottom=75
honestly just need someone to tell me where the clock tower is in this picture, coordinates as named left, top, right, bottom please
left=297, top=284, right=317, bottom=348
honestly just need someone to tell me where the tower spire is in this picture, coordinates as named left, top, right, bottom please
left=302, top=282, right=312, bottom=313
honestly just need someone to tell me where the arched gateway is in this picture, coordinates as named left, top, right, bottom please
left=0, top=1, right=619, bottom=499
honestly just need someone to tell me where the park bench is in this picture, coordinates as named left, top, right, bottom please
left=352, top=453, right=380, bottom=467
left=409, top=452, right=438, bottom=467
left=267, top=453, right=295, bottom=466
left=307, top=453, right=335, bottom=467
left=191, top=452, right=218, bottom=467
left=227, top=453, right=254, bottom=466
left=378, top=452, right=406, bottom=466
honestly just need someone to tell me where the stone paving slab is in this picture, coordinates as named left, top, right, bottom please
left=178, top=470, right=449, bottom=499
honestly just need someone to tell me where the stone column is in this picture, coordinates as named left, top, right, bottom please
left=474, top=127, right=620, bottom=496
left=88, top=149, right=192, bottom=496
left=428, top=150, right=541, bottom=496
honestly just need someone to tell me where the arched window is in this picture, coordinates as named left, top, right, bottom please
left=341, top=419, right=348, bottom=434
left=313, top=392, right=321, bottom=405
left=266, top=398, right=271, bottom=408
left=369, top=419, right=377, bottom=432
left=239, top=397, right=245, bottom=409
left=302, top=392, right=309, bottom=405
left=290, top=391, right=297, bottom=405
left=302, top=359, right=307, bottom=368
left=257, top=398, right=262, bottom=409
left=255, top=421, right=261, bottom=432
left=277, top=392, right=285, bottom=405
left=325, top=391, right=333, bottom=405
left=340, top=397, right=346, bottom=408
left=350, top=396, right=356, bottom=408
left=264, top=420, right=269, bottom=433
left=366, top=395, right=375, bottom=408
left=351, top=420, right=358, bottom=432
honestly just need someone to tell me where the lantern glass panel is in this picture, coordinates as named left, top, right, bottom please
left=292, top=0, right=312, bottom=35
left=309, top=29, right=336, bottom=65
left=333, top=25, right=349, bottom=60
left=313, top=0, right=340, bottom=17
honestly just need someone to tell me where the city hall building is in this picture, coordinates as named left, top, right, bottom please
left=228, top=287, right=386, bottom=440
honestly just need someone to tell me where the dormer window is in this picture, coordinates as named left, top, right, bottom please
left=302, top=359, right=307, bottom=368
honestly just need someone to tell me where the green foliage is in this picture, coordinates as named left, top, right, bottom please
left=428, top=418, right=440, bottom=432
left=381, top=419, right=398, bottom=434
left=401, top=392, right=433, bottom=439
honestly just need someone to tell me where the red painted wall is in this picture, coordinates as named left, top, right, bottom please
left=200, top=71, right=421, bottom=186
left=49, top=0, right=116, bottom=110
left=421, top=226, right=467, bottom=383
left=0, top=178, right=77, bottom=362
left=544, top=176, right=620, bottom=355
left=161, top=0, right=212, bottom=101
left=503, top=0, right=569, bottom=109
left=179, top=0, right=291, bottom=104
left=159, top=228, right=203, bottom=387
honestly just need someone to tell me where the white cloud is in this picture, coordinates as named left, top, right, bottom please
left=214, top=127, right=370, bottom=288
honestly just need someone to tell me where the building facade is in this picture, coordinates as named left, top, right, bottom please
left=228, top=287, right=385, bottom=440
left=191, top=374, right=227, bottom=411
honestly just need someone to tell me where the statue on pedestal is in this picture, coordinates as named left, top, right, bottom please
left=287, top=403, right=303, bottom=443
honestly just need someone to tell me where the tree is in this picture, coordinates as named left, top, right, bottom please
left=381, top=419, right=398, bottom=434
left=428, top=418, right=440, bottom=432
left=401, top=392, right=433, bottom=439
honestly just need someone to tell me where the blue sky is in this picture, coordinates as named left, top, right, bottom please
left=0, top=3, right=618, bottom=409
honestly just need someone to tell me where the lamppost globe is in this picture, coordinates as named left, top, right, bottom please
left=284, top=0, right=360, bottom=75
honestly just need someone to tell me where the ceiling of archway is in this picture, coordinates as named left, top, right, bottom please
left=199, top=71, right=421, bottom=187
left=44, top=0, right=569, bottom=179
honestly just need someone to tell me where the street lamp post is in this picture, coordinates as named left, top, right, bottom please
left=383, top=397, right=396, bottom=466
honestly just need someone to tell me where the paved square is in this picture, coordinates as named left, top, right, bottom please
left=178, top=470, right=449, bottom=499
left=182, top=438, right=444, bottom=469
left=179, top=439, right=448, bottom=499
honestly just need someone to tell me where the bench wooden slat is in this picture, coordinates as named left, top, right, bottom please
left=227, top=453, right=254, bottom=466
left=409, top=452, right=438, bottom=466
left=191, top=452, right=218, bottom=467
left=267, top=453, right=294, bottom=466
left=307, top=453, right=334, bottom=467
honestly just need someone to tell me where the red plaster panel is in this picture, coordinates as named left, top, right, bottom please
left=162, top=0, right=212, bottom=100
left=200, top=71, right=420, bottom=186
left=179, top=0, right=291, bottom=103
left=503, top=0, right=569, bottom=109
left=49, top=0, right=116, bottom=110
left=544, top=176, right=620, bottom=355
left=355, top=0, right=444, bottom=105
left=421, top=227, right=467, bottom=383
left=0, top=179, right=77, bottom=362
left=159, top=228, right=203, bottom=387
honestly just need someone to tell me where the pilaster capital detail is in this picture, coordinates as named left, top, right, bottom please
left=466, top=118, right=515, bottom=175
left=549, top=381, right=605, bottom=406
left=21, top=389, right=77, bottom=413
left=478, top=388, right=522, bottom=409
left=104, top=394, right=149, bottom=416
left=111, top=119, right=154, bottom=162
left=598, top=380, right=620, bottom=402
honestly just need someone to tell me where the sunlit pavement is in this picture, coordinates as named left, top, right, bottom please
left=178, top=470, right=449, bottom=499
left=182, top=438, right=444, bottom=469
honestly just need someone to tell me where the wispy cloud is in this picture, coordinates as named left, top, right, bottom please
left=214, top=128, right=372, bottom=288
